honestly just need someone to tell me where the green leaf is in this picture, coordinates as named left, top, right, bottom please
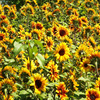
left=34, top=40, right=44, bottom=53
left=78, top=77, right=89, bottom=82
left=19, top=90, right=29, bottom=95
left=36, top=53, right=45, bottom=67
left=47, top=82, right=58, bottom=87
left=13, top=41, right=28, bottom=56
left=74, top=91, right=85, bottom=96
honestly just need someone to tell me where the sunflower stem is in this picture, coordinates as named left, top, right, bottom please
left=95, top=59, right=99, bottom=77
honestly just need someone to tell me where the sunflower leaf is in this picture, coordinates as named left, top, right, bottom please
left=36, top=54, right=45, bottom=67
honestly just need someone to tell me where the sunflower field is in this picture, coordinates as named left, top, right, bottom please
left=0, top=0, right=100, bottom=100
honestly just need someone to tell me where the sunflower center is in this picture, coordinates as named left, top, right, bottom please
left=35, top=80, right=42, bottom=89
left=27, top=63, right=30, bottom=70
left=53, top=27, right=57, bottom=35
left=59, top=49, right=65, bottom=56
left=82, top=19, right=86, bottom=23
left=84, top=63, right=88, bottom=68
left=0, top=36, right=3, bottom=40
left=90, top=94, right=96, bottom=100
left=60, top=30, right=66, bottom=36
left=47, top=41, right=51, bottom=47
left=36, top=25, right=42, bottom=30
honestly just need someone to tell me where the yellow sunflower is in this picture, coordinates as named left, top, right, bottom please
left=31, top=29, right=42, bottom=40
left=87, top=8, right=96, bottom=16
left=35, top=22, right=45, bottom=32
left=0, top=79, right=17, bottom=95
left=19, top=67, right=31, bottom=82
left=0, top=32, right=6, bottom=43
left=3, top=5, right=11, bottom=15
left=54, top=42, right=70, bottom=62
left=47, top=60, right=59, bottom=81
left=23, top=57, right=36, bottom=72
left=91, top=14, right=100, bottom=24
left=25, top=3, right=34, bottom=15
left=80, top=16, right=88, bottom=25
left=83, top=25, right=94, bottom=38
left=31, top=21, right=36, bottom=29
left=94, top=24, right=100, bottom=35
left=51, top=24, right=58, bottom=36
left=95, top=77, right=100, bottom=91
left=45, top=37, right=54, bottom=51
left=79, top=58, right=91, bottom=72
left=75, top=43, right=89, bottom=58
left=56, top=82, right=69, bottom=100
left=57, top=26, right=70, bottom=40
left=70, top=75, right=79, bottom=91
left=16, top=51, right=25, bottom=61
left=84, top=0, right=93, bottom=8
left=31, top=73, right=48, bottom=94
left=88, top=36, right=96, bottom=48
left=86, top=88, right=100, bottom=100
left=9, top=9, right=17, bottom=19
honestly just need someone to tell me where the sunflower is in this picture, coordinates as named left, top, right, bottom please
left=80, top=16, right=88, bottom=25
left=66, top=7, right=73, bottom=15
left=51, top=24, right=58, bottom=36
left=47, top=60, right=59, bottom=81
left=31, top=21, right=36, bottom=29
left=0, top=32, right=6, bottom=43
left=1, top=66, right=16, bottom=79
left=41, top=3, right=48, bottom=13
left=20, top=5, right=26, bottom=16
left=25, top=32, right=32, bottom=40
left=54, top=42, right=70, bottom=62
left=95, top=77, right=100, bottom=91
left=84, top=0, right=93, bottom=8
left=52, top=9, right=60, bottom=16
left=0, top=18, right=10, bottom=28
left=35, top=22, right=45, bottom=32
left=94, top=24, right=100, bottom=35
left=56, top=82, right=69, bottom=100
left=45, top=37, right=54, bottom=51
left=75, top=43, right=89, bottom=58
left=31, top=73, right=48, bottom=94
left=57, top=26, right=70, bottom=40
left=0, top=4, right=3, bottom=15
left=3, top=5, right=11, bottom=15
left=16, top=51, right=25, bottom=61
left=11, top=5, right=17, bottom=11
left=70, top=15, right=82, bottom=28
left=72, top=8, right=79, bottom=16
left=31, top=29, right=42, bottom=40
left=19, top=67, right=31, bottom=82
left=87, top=8, right=96, bottom=16
left=83, top=26, right=94, bottom=38
left=86, top=88, right=100, bottom=100
left=91, top=14, right=100, bottom=24
left=23, top=57, right=36, bottom=72
left=0, top=79, right=17, bottom=95
left=88, top=36, right=96, bottom=48
left=9, top=9, right=17, bottom=19
left=46, top=12, right=54, bottom=22
left=70, top=75, right=79, bottom=91
left=25, top=3, right=34, bottom=15
left=79, top=58, right=91, bottom=72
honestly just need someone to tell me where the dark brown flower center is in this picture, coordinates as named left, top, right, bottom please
left=47, top=41, right=51, bottom=47
left=60, top=30, right=66, bottom=36
left=36, top=24, right=43, bottom=30
left=27, top=63, right=30, bottom=70
left=82, top=19, right=86, bottom=22
left=35, top=80, right=42, bottom=89
left=0, top=36, right=3, bottom=40
left=53, top=27, right=57, bottom=35
left=59, top=49, right=65, bottom=56
left=84, top=63, right=88, bottom=68
left=90, top=94, right=96, bottom=100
